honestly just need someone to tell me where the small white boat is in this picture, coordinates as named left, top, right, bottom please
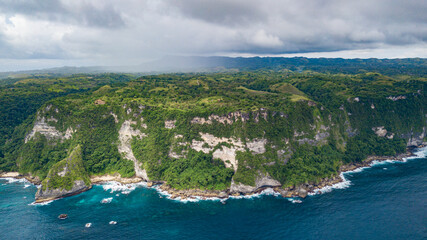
left=293, top=199, right=302, bottom=204
left=101, top=197, right=112, bottom=204
left=85, top=223, right=92, bottom=228
left=109, top=221, right=117, bottom=225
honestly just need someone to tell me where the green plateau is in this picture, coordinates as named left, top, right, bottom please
left=0, top=62, right=426, bottom=198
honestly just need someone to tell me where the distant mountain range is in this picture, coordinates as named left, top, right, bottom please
left=1, top=56, right=427, bottom=80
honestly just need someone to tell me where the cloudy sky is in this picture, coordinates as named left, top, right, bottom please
left=0, top=0, right=426, bottom=71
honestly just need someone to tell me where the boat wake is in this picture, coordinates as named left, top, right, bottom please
left=28, top=200, right=54, bottom=206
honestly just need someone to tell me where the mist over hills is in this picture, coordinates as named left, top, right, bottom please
left=1, top=57, right=427, bottom=81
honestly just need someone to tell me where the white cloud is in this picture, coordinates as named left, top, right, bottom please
left=250, top=30, right=283, bottom=48
left=0, top=0, right=426, bottom=70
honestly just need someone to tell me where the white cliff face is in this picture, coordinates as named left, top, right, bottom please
left=118, top=120, right=149, bottom=181
left=230, top=180, right=256, bottom=194
left=25, top=116, right=74, bottom=143
left=190, top=133, right=267, bottom=172
left=213, top=146, right=238, bottom=171
left=57, top=164, right=68, bottom=177
left=372, top=126, right=388, bottom=137
left=407, top=127, right=426, bottom=147
left=168, top=141, right=188, bottom=159
left=255, top=173, right=281, bottom=188
left=110, top=112, right=119, bottom=123
left=190, top=112, right=251, bottom=125
left=230, top=172, right=281, bottom=194
left=165, top=120, right=176, bottom=129
left=246, top=138, right=267, bottom=154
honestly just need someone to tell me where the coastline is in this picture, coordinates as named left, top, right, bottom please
left=149, top=144, right=427, bottom=201
left=2, top=144, right=426, bottom=203
left=0, top=172, right=42, bottom=185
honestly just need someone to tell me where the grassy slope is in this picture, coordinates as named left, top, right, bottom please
left=0, top=71, right=425, bottom=190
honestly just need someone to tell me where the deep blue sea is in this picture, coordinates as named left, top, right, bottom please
left=1, top=147, right=426, bottom=240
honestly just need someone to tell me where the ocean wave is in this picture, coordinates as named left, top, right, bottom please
left=100, top=181, right=147, bottom=194
left=0, top=177, right=30, bottom=184
left=309, top=172, right=352, bottom=196
left=287, top=198, right=303, bottom=204
left=406, top=146, right=427, bottom=160
left=153, top=186, right=222, bottom=203
left=28, top=200, right=54, bottom=206
left=309, top=146, right=427, bottom=197
left=153, top=187, right=282, bottom=203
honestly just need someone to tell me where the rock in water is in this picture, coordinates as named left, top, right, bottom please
left=35, top=145, right=92, bottom=203
left=218, top=192, right=228, bottom=198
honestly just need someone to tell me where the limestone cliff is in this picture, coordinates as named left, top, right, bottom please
left=35, top=145, right=91, bottom=203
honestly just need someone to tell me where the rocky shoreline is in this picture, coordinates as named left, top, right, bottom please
left=151, top=145, right=425, bottom=201
left=1, top=145, right=425, bottom=202
left=0, top=172, right=42, bottom=185
left=90, top=174, right=144, bottom=184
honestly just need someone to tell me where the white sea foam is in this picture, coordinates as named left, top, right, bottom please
left=100, top=147, right=427, bottom=203
left=370, top=159, right=397, bottom=167
left=309, top=172, right=352, bottom=196
left=407, top=146, right=427, bottom=160
left=153, top=186, right=283, bottom=203
left=100, top=181, right=146, bottom=194
left=101, top=197, right=113, bottom=204
left=28, top=200, right=54, bottom=206
left=309, top=146, right=427, bottom=197
left=1, top=177, right=30, bottom=184
left=288, top=198, right=303, bottom=204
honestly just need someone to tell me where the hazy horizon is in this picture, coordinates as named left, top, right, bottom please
left=1, top=0, right=426, bottom=71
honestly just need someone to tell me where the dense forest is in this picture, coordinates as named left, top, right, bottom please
left=0, top=60, right=426, bottom=193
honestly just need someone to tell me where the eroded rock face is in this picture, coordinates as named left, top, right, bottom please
left=246, top=138, right=267, bottom=154
left=230, top=180, right=256, bottom=194
left=190, top=133, right=268, bottom=171
left=372, top=126, right=387, bottom=137
left=35, top=180, right=91, bottom=203
left=25, top=116, right=74, bottom=143
left=118, top=120, right=149, bottom=181
left=255, top=173, right=281, bottom=189
left=110, top=112, right=119, bottom=123
left=190, top=112, right=254, bottom=125
left=406, top=127, right=426, bottom=147
left=387, top=95, right=406, bottom=101
left=213, top=146, right=238, bottom=171
left=165, top=120, right=176, bottom=129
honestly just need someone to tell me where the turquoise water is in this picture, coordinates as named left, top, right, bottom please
left=1, top=148, right=426, bottom=240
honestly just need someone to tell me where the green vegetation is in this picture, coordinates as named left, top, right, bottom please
left=42, top=145, right=90, bottom=191
left=0, top=65, right=425, bottom=191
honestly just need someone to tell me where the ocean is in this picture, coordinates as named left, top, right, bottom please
left=1, top=147, right=426, bottom=240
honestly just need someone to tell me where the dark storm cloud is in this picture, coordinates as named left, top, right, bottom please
left=0, top=0, right=125, bottom=28
left=169, top=0, right=427, bottom=54
left=0, top=0, right=426, bottom=70
left=171, top=0, right=267, bottom=26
